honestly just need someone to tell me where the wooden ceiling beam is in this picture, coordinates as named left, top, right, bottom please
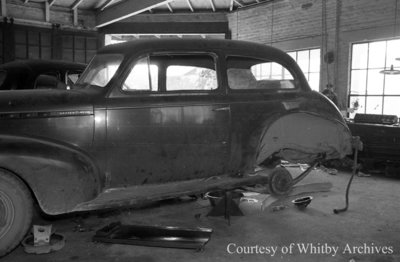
left=71, top=0, right=84, bottom=10
left=166, top=2, right=173, bottom=12
left=209, top=0, right=216, bottom=12
left=1, top=0, right=7, bottom=17
left=96, top=0, right=173, bottom=28
left=186, top=0, right=194, bottom=12
left=48, top=0, right=57, bottom=6
left=45, top=1, right=50, bottom=22
left=233, top=0, right=243, bottom=7
left=99, top=0, right=114, bottom=11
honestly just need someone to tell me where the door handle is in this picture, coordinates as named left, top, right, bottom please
left=213, top=106, right=230, bottom=112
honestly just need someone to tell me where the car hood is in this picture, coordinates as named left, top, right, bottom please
left=0, top=89, right=96, bottom=113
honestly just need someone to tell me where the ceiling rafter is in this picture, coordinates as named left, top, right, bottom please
left=71, top=0, right=84, bottom=10
left=166, top=2, right=173, bottom=12
left=229, top=0, right=234, bottom=11
left=186, top=0, right=194, bottom=12
left=233, top=0, right=243, bottom=7
left=45, top=0, right=50, bottom=22
left=99, top=0, right=114, bottom=11
left=1, top=0, right=7, bottom=17
left=209, top=0, right=216, bottom=12
left=97, top=0, right=173, bottom=28
left=48, top=0, right=57, bottom=7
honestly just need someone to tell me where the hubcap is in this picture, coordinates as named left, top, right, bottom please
left=269, top=168, right=293, bottom=195
left=275, top=175, right=291, bottom=192
left=0, top=191, right=15, bottom=239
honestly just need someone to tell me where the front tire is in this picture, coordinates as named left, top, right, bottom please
left=0, top=170, right=32, bottom=257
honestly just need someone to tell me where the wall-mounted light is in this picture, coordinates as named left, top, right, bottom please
left=380, top=65, right=400, bottom=75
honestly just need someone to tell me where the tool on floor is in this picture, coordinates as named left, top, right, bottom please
left=93, top=222, right=212, bottom=251
left=334, top=136, right=362, bottom=214
left=21, top=225, right=65, bottom=254
left=206, top=190, right=244, bottom=225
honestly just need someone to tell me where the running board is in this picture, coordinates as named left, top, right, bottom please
left=73, top=172, right=272, bottom=212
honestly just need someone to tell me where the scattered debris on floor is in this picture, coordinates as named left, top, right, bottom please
left=292, top=196, right=313, bottom=210
left=92, top=222, right=212, bottom=251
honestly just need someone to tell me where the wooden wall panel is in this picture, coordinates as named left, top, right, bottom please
left=0, top=22, right=99, bottom=64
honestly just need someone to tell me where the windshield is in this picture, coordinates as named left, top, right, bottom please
left=76, top=54, right=123, bottom=88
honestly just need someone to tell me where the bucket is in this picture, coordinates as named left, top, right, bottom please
left=292, top=196, right=313, bottom=210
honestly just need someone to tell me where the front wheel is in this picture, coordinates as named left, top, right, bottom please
left=0, top=170, right=32, bottom=257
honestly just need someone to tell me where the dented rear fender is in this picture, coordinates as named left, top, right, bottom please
left=256, top=112, right=353, bottom=165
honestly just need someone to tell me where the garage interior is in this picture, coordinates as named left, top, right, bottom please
left=0, top=0, right=399, bottom=261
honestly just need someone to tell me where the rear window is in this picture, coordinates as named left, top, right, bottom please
left=227, top=56, right=295, bottom=90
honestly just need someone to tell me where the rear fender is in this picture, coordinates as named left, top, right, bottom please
left=0, top=134, right=102, bottom=215
left=256, top=112, right=353, bottom=165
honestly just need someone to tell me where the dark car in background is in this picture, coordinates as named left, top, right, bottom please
left=0, top=39, right=353, bottom=256
left=0, top=59, right=85, bottom=90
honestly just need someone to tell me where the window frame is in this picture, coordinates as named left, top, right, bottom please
left=225, top=55, right=301, bottom=94
left=286, top=48, right=321, bottom=92
left=348, top=38, right=400, bottom=117
left=119, top=52, right=221, bottom=96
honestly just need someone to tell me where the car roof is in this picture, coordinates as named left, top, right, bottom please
left=98, top=39, right=295, bottom=65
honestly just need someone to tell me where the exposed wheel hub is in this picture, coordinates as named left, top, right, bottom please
left=268, top=167, right=293, bottom=196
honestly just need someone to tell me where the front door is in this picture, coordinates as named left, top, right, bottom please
left=106, top=53, right=230, bottom=187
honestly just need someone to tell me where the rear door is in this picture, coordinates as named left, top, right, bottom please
left=224, top=55, right=300, bottom=172
left=106, top=53, right=230, bottom=187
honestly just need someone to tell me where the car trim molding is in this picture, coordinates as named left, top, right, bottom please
left=0, top=110, right=93, bottom=120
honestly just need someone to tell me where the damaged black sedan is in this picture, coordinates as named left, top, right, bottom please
left=0, top=39, right=352, bottom=256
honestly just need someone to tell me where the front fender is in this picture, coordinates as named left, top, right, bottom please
left=0, top=134, right=102, bottom=215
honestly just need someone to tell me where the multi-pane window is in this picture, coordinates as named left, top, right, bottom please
left=349, top=39, right=400, bottom=117
left=287, top=49, right=320, bottom=91
left=14, top=29, right=52, bottom=60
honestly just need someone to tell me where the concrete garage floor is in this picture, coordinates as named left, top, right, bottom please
left=3, top=168, right=400, bottom=262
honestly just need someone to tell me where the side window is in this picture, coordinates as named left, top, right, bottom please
left=166, top=55, right=217, bottom=91
left=77, top=54, right=123, bottom=88
left=66, top=71, right=82, bottom=85
left=122, top=56, right=158, bottom=91
left=227, top=56, right=295, bottom=90
left=35, top=72, right=66, bottom=89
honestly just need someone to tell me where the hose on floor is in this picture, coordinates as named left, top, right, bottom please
left=333, top=136, right=361, bottom=214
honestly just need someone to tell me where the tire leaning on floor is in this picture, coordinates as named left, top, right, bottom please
left=0, top=170, right=33, bottom=257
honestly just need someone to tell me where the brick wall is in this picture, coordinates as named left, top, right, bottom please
left=228, top=0, right=400, bottom=110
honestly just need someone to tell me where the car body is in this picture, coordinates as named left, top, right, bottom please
left=0, top=39, right=352, bottom=256
left=0, top=59, right=86, bottom=90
